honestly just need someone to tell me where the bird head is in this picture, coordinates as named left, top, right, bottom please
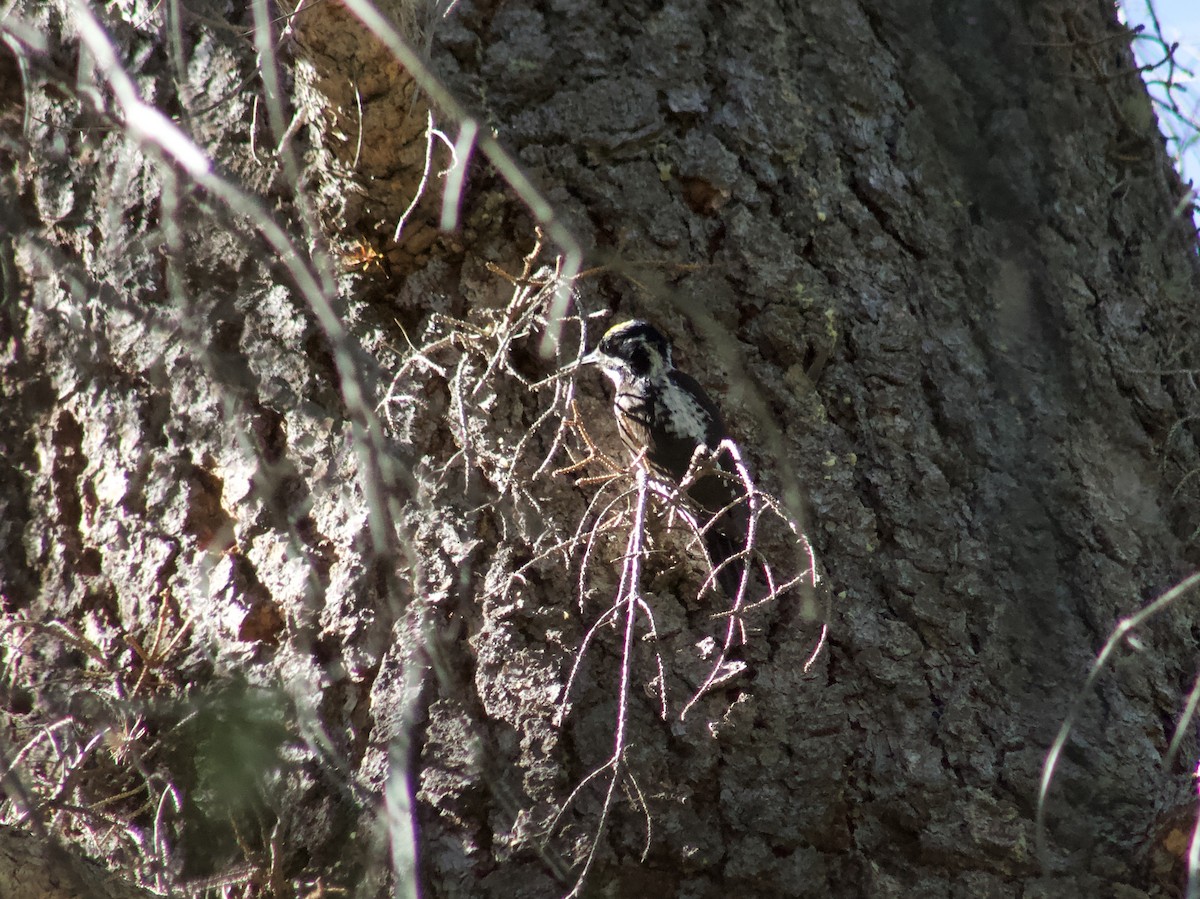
left=581, top=320, right=673, bottom=387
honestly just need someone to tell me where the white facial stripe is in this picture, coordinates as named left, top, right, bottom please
left=642, top=349, right=667, bottom=378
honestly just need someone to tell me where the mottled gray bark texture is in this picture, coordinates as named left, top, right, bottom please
left=2, top=0, right=1199, bottom=897
left=0, top=824, right=160, bottom=899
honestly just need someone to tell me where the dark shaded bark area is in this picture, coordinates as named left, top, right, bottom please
left=1, top=0, right=1198, bottom=897
left=0, top=824, right=160, bottom=899
left=425, top=0, right=1200, bottom=894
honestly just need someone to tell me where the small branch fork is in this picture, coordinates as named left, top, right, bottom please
left=548, top=466, right=657, bottom=898
left=541, top=416, right=827, bottom=895
left=378, top=234, right=611, bottom=508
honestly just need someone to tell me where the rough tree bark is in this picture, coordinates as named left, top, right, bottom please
left=1, top=1, right=1199, bottom=898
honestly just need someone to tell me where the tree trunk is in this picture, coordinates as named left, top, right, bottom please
left=1, top=1, right=1198, bottom=897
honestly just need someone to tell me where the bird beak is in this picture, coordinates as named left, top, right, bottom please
left=580, top=349, right=600, bottom=367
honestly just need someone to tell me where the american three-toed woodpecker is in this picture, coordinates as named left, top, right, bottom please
left=582, top=320, right=749, bottom=595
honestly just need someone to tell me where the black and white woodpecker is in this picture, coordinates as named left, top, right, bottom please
left=581, top=320, right=749, bottom=596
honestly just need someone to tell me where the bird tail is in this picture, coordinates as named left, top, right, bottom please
left=703, top=527, right=748, bottom=599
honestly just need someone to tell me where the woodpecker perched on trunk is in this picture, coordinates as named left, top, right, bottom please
left=582, top=320, right=749, bottom=596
